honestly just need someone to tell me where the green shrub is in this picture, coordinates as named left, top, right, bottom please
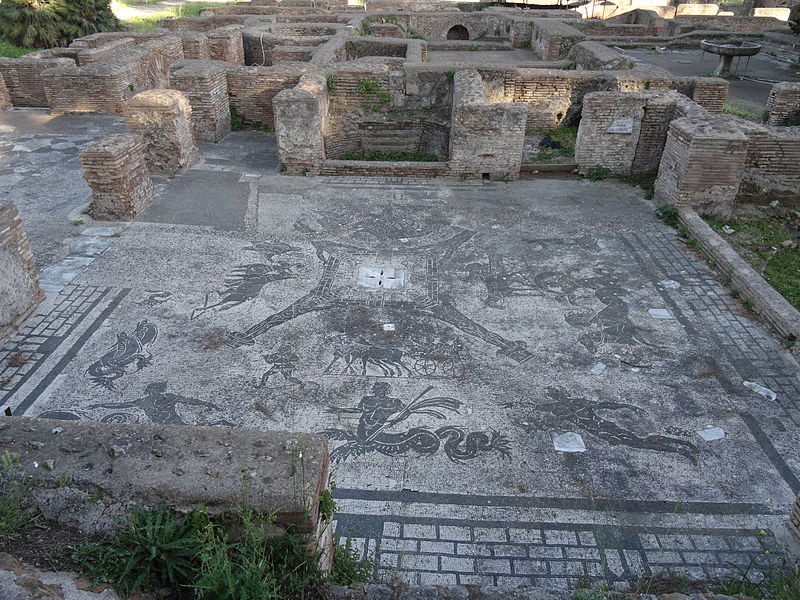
left=72, top=505, right=200, bottom=596
left=326, top=74, right=338, bottom=95
left=655, top=204, right=679, bottom=228
left=0, top=0, right=119, bottom=49
left=356, top=77, right=381, bottom=94
left=586, top=165, right=611, bottom=181
left=0, top=452, right=38, bottom=540
left=330, top=539, right=374, bottom=585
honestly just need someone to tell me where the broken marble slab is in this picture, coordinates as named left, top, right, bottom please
left=743, top=381, right=777, bottom=401
left=553, top=432, right=586, bottom=453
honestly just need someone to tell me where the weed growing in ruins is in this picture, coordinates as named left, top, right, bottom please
left=73, top=505, right=199, bottom=596
left=716, top=555, right=800, bottom=600
left=0, top=37, right=34, bottom=58
left=71, top=219, right=84, bottom=226
left=617, top=173, right=655, bottom=200
left=468, top=43, right=479, bottom=51
left=330, top=539, right=374, bottom=585
left=563, top=61, right=577, bottom=70
left=318, top=475, right=336, bottom=523
left=585, top=165, right=611, bottom=181
left=356, top=77, right=380, bottom=94
left=0, top=452, right=38, bottom=541
left=723, top=103, right=766, bottom=123
left=655, top=204, right=679, bottom=228
left=326, top=74, right=338, bottom=96
left=521, top=39, right=531, bottom=49
left=530, top=124, right=578, bottom=162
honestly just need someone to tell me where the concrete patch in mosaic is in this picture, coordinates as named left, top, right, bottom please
left=696, top=426, right=726, bottom=441
left=743, top=381, right=778, bottom=401
left=552, top=432, right=586, bottom=453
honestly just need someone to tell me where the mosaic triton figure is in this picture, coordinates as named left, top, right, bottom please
left=541, top=387, right=698, bottom=463
left=323, top=383, right=511, bottom=463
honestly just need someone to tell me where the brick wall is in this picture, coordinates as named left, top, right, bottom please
left=449, top=70, right=527, bottom=180
left=0, top=57, right=75, bottom=107
left=207, top=28, right=245, bottom=65
left=0, top=202, right=44, bottom=345
left=43, top=37, right=184, bottom=115
left=227, top=64, right=310, bottom=127
left=319, top=160, right=448, bottom=177
left=80, top=134, right=156, bottom=221
left=766, top=82, right=800, bottom=125
left=576, top=92, right=648, bottom=174
left=791, top=494, right=800, bottom=541
left=124, top=90, right=199, bottom=176
left=170, top=60, right=232, bottom=143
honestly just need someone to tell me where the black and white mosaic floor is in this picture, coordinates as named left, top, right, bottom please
left=2, top=115, right=798, bottom=588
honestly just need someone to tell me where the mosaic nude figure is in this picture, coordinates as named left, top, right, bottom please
left=88, top=382, right=233, bottom=427
left=541, top=387, right=698, bottom=463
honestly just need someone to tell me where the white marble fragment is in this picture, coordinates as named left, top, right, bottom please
left=553, top=432, right=586, bottom=453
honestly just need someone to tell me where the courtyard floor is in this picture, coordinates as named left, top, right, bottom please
left=1, top=109, right=799, bottom=588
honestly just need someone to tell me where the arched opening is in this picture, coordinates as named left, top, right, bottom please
left=446, top=25, right=470, bottom=40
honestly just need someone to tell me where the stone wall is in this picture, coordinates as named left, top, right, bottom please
left=274, top=73, right=328, bottom=174
left=170, top=60, right=232, bottom=142
left=124, top=89, right=199, bottom=175
left=319, top=160, right=448, bottom=177
left=449, top=70, right=527, bottom=180
left=0, top=416, right=331, bottom=549
left=80, top=134, right=156, bottom=221
left=766, top=81, right=800, bottom=125
left=529, top=19, right=586, bottom=61
left=0, top=203, right=44, bottom=345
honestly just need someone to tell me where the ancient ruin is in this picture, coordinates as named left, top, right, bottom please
left=0, top=0, right=799, bottom=593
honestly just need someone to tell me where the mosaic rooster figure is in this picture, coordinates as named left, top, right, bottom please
left=85, top=320, right=158, bottom=390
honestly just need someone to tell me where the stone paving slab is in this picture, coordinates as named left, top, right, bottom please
left=1, top=123, right=798, bottom=586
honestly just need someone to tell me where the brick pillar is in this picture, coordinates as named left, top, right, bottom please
left=654, top=116, right=748, bottom=220
left=170, top=61, right=231, bottom=143
left=274, top=79, right=326, bottom=175
left=181, top=33, right=211, bottom=60
left=790, top=494, right=800, bottom=540
left=691, top=77, right=728, bottom=114
left=766, top=82, right=800, bottom=125
left=0, top=202, right=44, bottom=343
left=80, top=134, right=155, bottom=221
left=123, top=89, right=199, bottom=175
left=208, top=28, right=244, bottom=65
left=0, top=75, right=10, bottom=110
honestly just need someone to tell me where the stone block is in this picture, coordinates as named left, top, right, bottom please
left=0, top=416, right=329, bottom=537
left=0, top=75, right=9, bottom=110
left=80, top=133, right=155, bottom=221
left=124, top=89, right=199, bottom=175
left=274, top=74, right=327, bottom=174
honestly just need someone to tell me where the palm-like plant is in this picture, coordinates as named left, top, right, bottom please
left=0, top=0, right=60, bottom=49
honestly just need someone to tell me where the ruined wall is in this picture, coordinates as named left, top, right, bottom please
left=227, top=63, right=311, bottom=127
left=170, top=60, right=232, bottom=142
left=766, top=81, right=800, bottom=125
left=669, top=14, right=791, bottom=31
left=43, top=37, right=184, bottom=115
left=529, top=19, right=585, bottom=61
left=274, top=73, right=328, bottom=174
left=0, top=203, right=43, bottom=345
left=449, top=70, right=527, bottom=180
left=576, top=90, right=709, bottom=175
left=0, top=57, right=75, bottom=107
left=124, top=89, right=199, bottom=176
left=80, top=134, right=156, bottom=221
